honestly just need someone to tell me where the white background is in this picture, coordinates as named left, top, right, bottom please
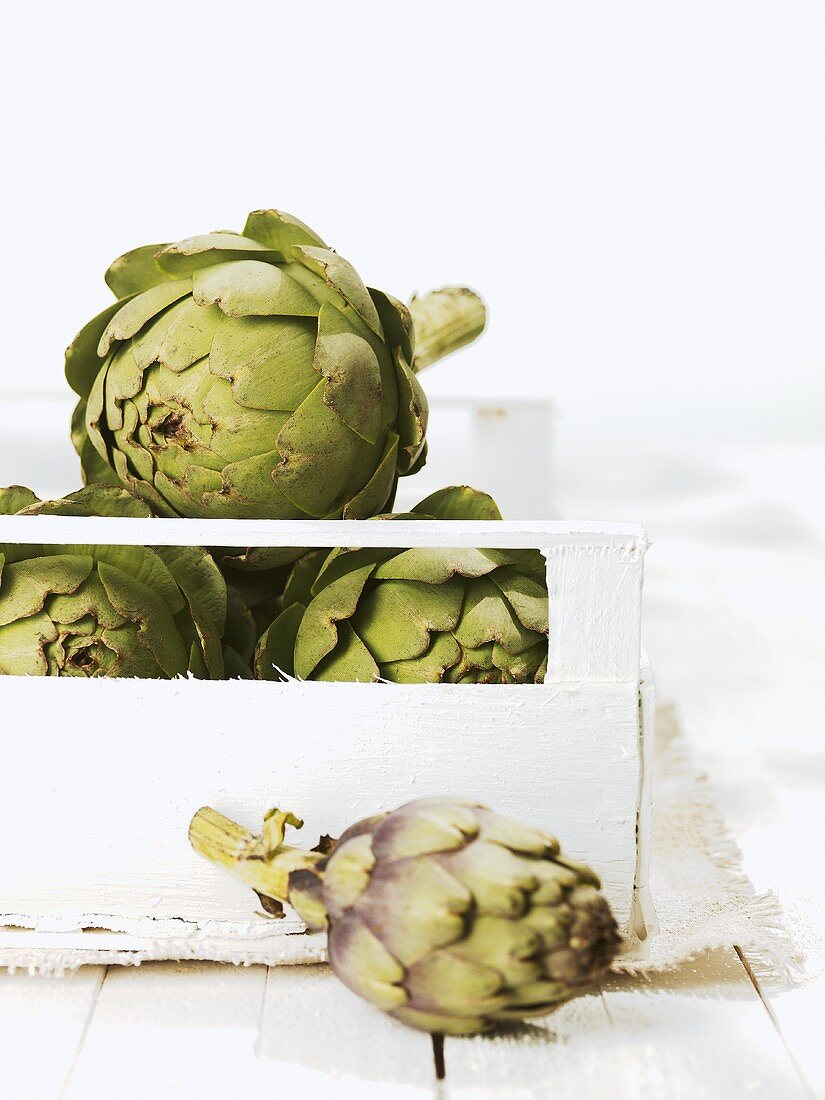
left=2, top=0, right=823, bottom=452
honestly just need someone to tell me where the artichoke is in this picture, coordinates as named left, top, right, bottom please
left=66, top=208, right=485, bottom=526
left=0, top=484, right=247, bottom=678
left=189, top=798, right=620, bottom=1035
left=254, top=486, right=548, bottom=684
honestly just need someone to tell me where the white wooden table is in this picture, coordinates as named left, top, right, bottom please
left=2, top=440, right=823, bottom=1098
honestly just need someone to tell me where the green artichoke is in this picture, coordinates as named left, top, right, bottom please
left=0, top=484, right=248, bottom=678
left=189, top=798, right=620, bottom=1035
left=66, top=208, right=485, bottom=525
left=254, top=486, right=548, bottom=684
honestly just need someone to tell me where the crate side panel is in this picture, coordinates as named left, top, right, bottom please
left=546, top=542, right=644, bottom=682
left=1, top=678, right=641, bottom=932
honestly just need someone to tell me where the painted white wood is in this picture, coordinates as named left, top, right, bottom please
left=0, top=966, right=104, bottom=1100
left=545, top=538, right=644, bottom=682
left=442, top=949, right=809, bottom=1099
left=258, top=964, right=436, bottom=1097
left=394, top=397, right=555, bottom=519
left=0, top=516, right=647, bottom=683
left=640, top=532, right=825, bottom=1098
left=628, top=667, right=657, bottom=943
left=441, top=992, right=613, bottom=1099
left=597, top=948, right=810, bottom=1099
left=60, top=962, right=436, bottom=1099
left=62, top=963, right=270, bottom=1100
left=0, top=679, right=645, bottom=952
left=0, top=513, right=644, bottom=549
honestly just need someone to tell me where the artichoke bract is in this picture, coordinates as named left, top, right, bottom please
left=189, top=798, right=621, bottom=1035
left=0, top=484, right=243, bottom=679
left=66, top=208, right=485, bottom=524
left=254, top=486, right=548, bottom=684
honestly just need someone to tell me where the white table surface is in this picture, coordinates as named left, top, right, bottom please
left=1, top=438, right=823, bottom=1099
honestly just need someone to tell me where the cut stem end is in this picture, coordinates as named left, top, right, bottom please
left=409, top=287, right=487, bottom=372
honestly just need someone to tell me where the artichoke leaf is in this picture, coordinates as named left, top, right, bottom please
left=390, top=1005, right=489, bottom=1037
left=0, top=555, right=93, bottom=627
left=355, top=857, right=472, bottom=967
left=131, top=298, right=223, bottom=373
left=0, top=486, right=40, bottom=515
left=370, top=800, right=479, bottom=862
left=314, top=302, right=383, bottom=444
left=449, top=915, right=544, bottom=989
left=156, top=545, right=227, bottom=678
left=373, top=546, right=499, bottom=584
left=438, top=840, right=539, bottom=918
left=99, top=622, right=166, bottom=678
left=96, top=562, right=189, bottom=678
left=293, top=563, right=375, bottom=680
left=320, top=834, right=376, bottom=920
left=341, top=433, right=399, bottom=520
left=311, top=620, right=379, bottom=683
left=412, top=485, right=501, bottom=521
left=273, top=381, right=364, bottom=518
left=27, top=483, right=152, bottom=519
left=404, top=951, right=506, bottom=1017
left=309, top=546, right=393, bottom=596
left=491, top=639, right=547, bottom=681
left=380, top=632, right=462, bottom=684
left=392, top=351, right=428, bottom=474
left=368, top=287, right=414, bottom=364
left=281, top=550, right=326, bottom=607
left=65, top=296, right=137, bottom=400
left=292, top=246, right=382, bottom=336
left=105, top=244, right=175, bottom=298
left=353, top=577, right=464, bottom=664
left=254, top=601, right=304, bottom=681
left=455, top=576, right=540, bottom=655
left=193, top=260, right=318, bottom=318
left=209, top=314, right=318, bottom=412
left=0, top=613, right=58, bottom=675
left=488, top=568, right=549, bottom=634
left=472, top=808, right=558, bottom=858
left=327, top=911, right=407, bottom=1011
left=98, top=280, right=193, bottom=358
left=154, top=233, right=284, bottom=277
left=243, top=209, right=327, bottom=251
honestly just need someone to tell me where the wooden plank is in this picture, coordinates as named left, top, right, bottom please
left=257, top=963, right=437, bottom=1098
left=0, top=966, right=104, bottom=1100
left=0, top=513, right=645, bottom=550
left=62, top=962, right=269, bottom=1099
left=441, top=991, right=612, bottom=1099
left=599, top=948, right=810, bottom=1099
left=442, top=948, right=809, bottom=1099
left=641, top=537, right=825, bottom=1095
left=546, top=540, right=644, bottom=682
left=0, top=679, right=643, bottom=942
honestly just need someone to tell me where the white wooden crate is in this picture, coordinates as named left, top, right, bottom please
left=0, top=515, right=653, bottom=970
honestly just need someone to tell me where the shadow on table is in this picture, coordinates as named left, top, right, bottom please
left=606, top=946, right=764, bottom=999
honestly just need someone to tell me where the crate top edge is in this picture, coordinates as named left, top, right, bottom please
left=0, top=515, right=647, bottom=551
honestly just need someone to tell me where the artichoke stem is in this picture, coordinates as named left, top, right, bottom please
left=189, top=806, right=327, bottom=919
left=409, top=287, right=487, bottom=372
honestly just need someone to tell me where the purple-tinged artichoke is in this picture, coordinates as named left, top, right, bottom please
left=189, top=798, right=620, bottom=1035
